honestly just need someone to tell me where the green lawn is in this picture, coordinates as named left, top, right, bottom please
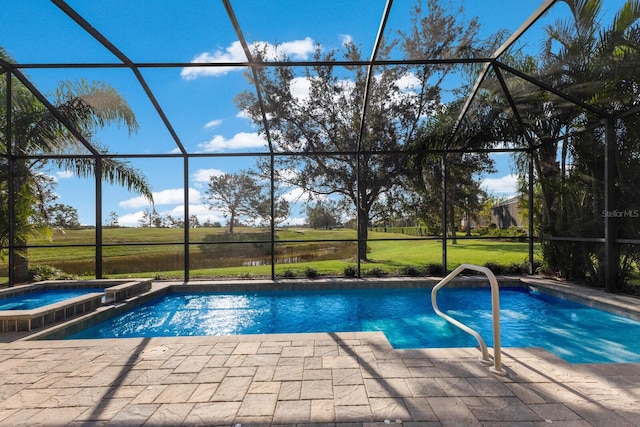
left=367, top=235, right=534, bottom=268
left=0, top=227, right=539, bottom=282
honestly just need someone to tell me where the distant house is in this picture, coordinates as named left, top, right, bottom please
left=490, top=197, right=523, bottom=229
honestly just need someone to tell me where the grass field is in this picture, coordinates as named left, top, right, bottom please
left=0, top=227, right=539, bottom=282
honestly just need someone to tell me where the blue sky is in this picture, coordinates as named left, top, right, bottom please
left=1, top=0, right=626, bottom=226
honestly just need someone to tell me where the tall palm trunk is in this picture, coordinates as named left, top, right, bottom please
left=11, top=160, right=31, bottom=283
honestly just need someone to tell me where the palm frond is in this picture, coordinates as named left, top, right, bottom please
left=51, top=156, right=153, bottom=202
left=613, top=0, right=640, bottom=34
left=55, top=79, right=139, bottom=135
left=5, top=74, right=152, bottom=201
left=100, top=157, right=153, bottom=201
left=563, top=0, right=602, bottom=35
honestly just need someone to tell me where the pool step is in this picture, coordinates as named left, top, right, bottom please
left=103, top=279, right=153, bottom=304
left=0, top=279, right=153, bottom=333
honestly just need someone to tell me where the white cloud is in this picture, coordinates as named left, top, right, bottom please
left=339, top=34, right=353, bottom=47
left=162, top=203, right=224, bottom=220
left=281, top=187, right=310, bottom=203
left=276, top=168, right=299, bottom=182
left=56, top=170, right=74, bottom=179
left=181, top=38, right=315, bottom=80
left=204, top=119, right=223, bottom=129
left=198, top=132, right=266, bottom=152
left=288, top=76, right=354, bottom=105
left=180, top=41, right=247, bottom=79
left=186, top=203, right=219, bottom=217
left=275, top=37, right=315, bottom=59
left=290, top=76, right=312, bottom=101
left=117, top=203, right=226, bottom=227
left=119, top=196, right=151, bottom=210
left=482, top=174, right=518, bottom=196
left=396, top=73, right=421, bottom=91
left=157, top=188, right=201, bottom=205
left=285, top=216, right=307, bottom=226
left=117, top=211, right=146, bottom=227
left=235, top=110, right=250, bottom=120
left=193, top=168, right=225, bottom=183
left=193, top=168, right=225, bottom=185
left=119, top=188, right=201, bottom=209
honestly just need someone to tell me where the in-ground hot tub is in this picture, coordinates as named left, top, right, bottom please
left=0, top=279, right=152, bottom=333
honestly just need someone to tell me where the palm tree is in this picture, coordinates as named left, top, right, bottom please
left=1, top=47, right=153, bottom=282
left=541, top=0, right=640, bottom=290
left=465, top=0, right=640, bottom=286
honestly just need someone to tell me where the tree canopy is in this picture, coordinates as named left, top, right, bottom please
left=475, top=0, right=640, bottom=289
left=202, top=171, right=268, bottom=234
left=235, top=0, right=482, bottom=259
left=0, top=48, right=153, bottom=280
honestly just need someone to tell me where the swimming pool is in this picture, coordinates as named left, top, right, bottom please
left=0, top=280, right=153, bottom=333
left=65, top=286, right=640, bottom=364
left=0, top=288, right=105, bottom=311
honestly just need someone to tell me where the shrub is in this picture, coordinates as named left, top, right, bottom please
left=517, top=261, right=540, bottom=275
left=480, top=226, right=527, bottom=241
left=483, top=262, right=503, bottom=275
left=423, top=263, right=445, bottom=276
left=281, top=269, right=297, bottom=278
left=483, top=261, right=531, bottom=275
left=505, top=263, right=529, bottom=275
left=304, top=267, right=319, bottom=278
left=476, top=227, right=489, bottom=236
left=398, top=265, right=422, bottom=277
left=343, top=265, right=357, bottom=277
left=531, top=260, right=543, bottom=273
left=30, top=264, right=77, bottom=281
left=364, top=266, right=386, bottom=277
left=505, top=263, right=523, bottom=275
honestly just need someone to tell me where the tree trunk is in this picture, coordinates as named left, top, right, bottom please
left=449, top=205, right=457, bottom=245
left=13, top=251, right=31, bottom=284
left=357, top=207, right=368, bottom=261
left=228, top=213, right=235, bottom=234
left=465, top=210, right=471, bottom=236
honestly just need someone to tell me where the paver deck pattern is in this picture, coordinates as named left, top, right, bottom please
left=1, top=331, right=639, bottom=426
left=2, top=277, right=640, bottom=425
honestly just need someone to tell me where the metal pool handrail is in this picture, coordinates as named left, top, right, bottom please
left=431, top=263, right=507, bottom=376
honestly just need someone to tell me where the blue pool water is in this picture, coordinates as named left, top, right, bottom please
left=66, top=287, right=640, bottom=364
left=0, top=288, right=104, bottom=310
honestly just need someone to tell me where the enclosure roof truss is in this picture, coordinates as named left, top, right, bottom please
left=1, top=0, right=637, bottom=285
left=0, top=0, right=614, bottom=156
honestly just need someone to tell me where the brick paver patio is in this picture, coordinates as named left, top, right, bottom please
left=1, top=331, right=640, bottom=426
